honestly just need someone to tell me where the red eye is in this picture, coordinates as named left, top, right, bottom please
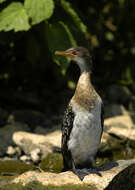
left=72, top=50, right=77, bottom=55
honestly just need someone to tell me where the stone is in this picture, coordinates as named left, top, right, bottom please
left=104, top=104, right=127, bottom=118
left=34, top=126, right=47, bottom=134
left=12, top=110, right=47, bottom=128
left=6, top=146, right=16, bottom=156
left=20, top=155, right=31, bottom=164
left=13, top=130, right=61, bottom=158
left=30, top=148, right=42, bottom=163
left=12, top=114, right=135, bottom=161
left=0, top=122, right=30, bottom=156
left=104, top=115, right=135, bottom=140
left=15, top=146, right=22, bottom=157
left=0, top=108, right=8, bottom=126
left=12, top=159, right=135, bottom=190
left=129, top=96, right=135, bottom=112
left=105, top=163, right=135, bottom=190
left=106, top=84, right=131, bottom=105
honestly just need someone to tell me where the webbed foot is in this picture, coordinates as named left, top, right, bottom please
left=72, top=167, right=102, bottom=180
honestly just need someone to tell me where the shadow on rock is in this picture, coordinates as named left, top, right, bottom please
left=105, top=163, right=135, bottom=190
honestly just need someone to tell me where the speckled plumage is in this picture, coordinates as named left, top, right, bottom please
left=61, top=105, right=74, bottom=170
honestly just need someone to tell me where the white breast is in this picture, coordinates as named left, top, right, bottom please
left=68, top=97, right=102, bottom=165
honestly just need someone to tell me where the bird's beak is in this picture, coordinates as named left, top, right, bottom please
left=55, top=51, right=75, bottom=58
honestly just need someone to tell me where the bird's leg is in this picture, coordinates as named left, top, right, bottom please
left=71, top=158, right=90, bottom=180
left=71, top=158, right=102, bottom=179
left=82, top=157, right=102, bottom=176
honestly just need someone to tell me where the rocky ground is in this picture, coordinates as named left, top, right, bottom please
left=0, top=84, right=135, bottom=189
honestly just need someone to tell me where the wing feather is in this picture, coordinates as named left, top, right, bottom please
left=61, top=105, right=74, bottom=170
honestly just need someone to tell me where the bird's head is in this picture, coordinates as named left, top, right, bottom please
left=55, top=46, right=92, bottom=73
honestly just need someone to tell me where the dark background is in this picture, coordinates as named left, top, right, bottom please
left=0, top=0, right=135, bottom=118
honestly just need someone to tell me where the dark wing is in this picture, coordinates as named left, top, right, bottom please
left=61, top=105, right=75, bottom=171
left=101, top=102, right=104, bottom=134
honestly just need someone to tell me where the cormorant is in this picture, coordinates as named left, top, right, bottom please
left=55, top=46, right=104, bottom=180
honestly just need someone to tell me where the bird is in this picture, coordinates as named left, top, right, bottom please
left=55, top=46, right=104, bottom=180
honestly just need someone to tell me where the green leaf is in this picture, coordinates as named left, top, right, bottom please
left=60, top=0, right=89, bottom=39
left=0, top=2, right=30, bottom=32
left=0, top=0, right=6, bottom=3
left=24, top=0, right=54, bottom=25
left=45, top=21, right=76, bottom=74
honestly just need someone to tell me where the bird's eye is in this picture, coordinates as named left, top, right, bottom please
left=72, top=50, right=77, bottom=55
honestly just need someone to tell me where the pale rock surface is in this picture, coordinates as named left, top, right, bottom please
left=104, top=114, right=135, bottom=140
left=13, top=114, right=135, bottom=156
left=30, top=148, right=41, bottom=163
left=0, top=122, right=30, bottom=156
left=13, top=130, right=61, bottom=158
left=12, top=159, right=135, bottom=190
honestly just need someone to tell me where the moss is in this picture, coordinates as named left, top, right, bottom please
left=0, top=160, right=35, bottom=175
left=40, top=153, right=63, bottom=173
left=96, top=135, right=135, bottom=167
left=0, top=176, right=16, bottom=189
left=0, top=181, right=97, bottom=190
left=0, top=183, right=23, bottom=190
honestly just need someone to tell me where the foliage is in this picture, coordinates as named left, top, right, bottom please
left=24, top=0, right=54, bottom=25
left=0, top=2, right=30, bottom=32
left=0, top=0, right=6, bottom=3
left=45, top=21, right=76, bottom=74
left=0, top=0, right=135, bottom=91
left=0, top=0, right=54, bottom=31
left=60, top=0, right=88, bottom=38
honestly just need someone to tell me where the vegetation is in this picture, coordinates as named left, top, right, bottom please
left=0, top=160, right=35, bottom=175
left=39, top=153, right=63, bottom=173
left=0, top=181, right=97, bottom=190
left=0, top=0, right=135, bottom=92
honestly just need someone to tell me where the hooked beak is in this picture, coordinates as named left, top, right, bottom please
left=55, top=51, right=76, bottom=58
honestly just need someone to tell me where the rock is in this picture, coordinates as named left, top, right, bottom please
left=20, top=155, right=31, bottom=164
left=7, top=114, right=15, bottom=123
left=34, top=125, right=61, bottom=134
left=104, top=115, right=135, bottom=140
left=13, top=130, right=61, bottom=158
left=104, top=104, right=127, bottom=118
left=12, top=114, right=135, bottom=162
left=129, top=96, right=135, bottom=112
left=15, top=146, right=22, bottom=157
left=105, top=163, right=135, bottom=190
left=12, top=110, right=47, bottom=128
left=0, top=122, right=30, bottom=156
left=0, top=108, right=8, bottom=126
left=6, top=146, right=16, bottom=156
left=12, top=159, right=135, bottom=190
left=34, top=126, right=47, bottom=134
left=106, top=85, right=131, bottom=105
left=30, top=148, right=42, bottom=163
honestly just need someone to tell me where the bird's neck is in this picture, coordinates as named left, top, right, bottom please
left=79, top=63, right=91, bottom=73
left=76, top=72, right=92, bottom=94
left=75, top=56, right=91, bottom=73
left=71, top=72, right=97, bottom=111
